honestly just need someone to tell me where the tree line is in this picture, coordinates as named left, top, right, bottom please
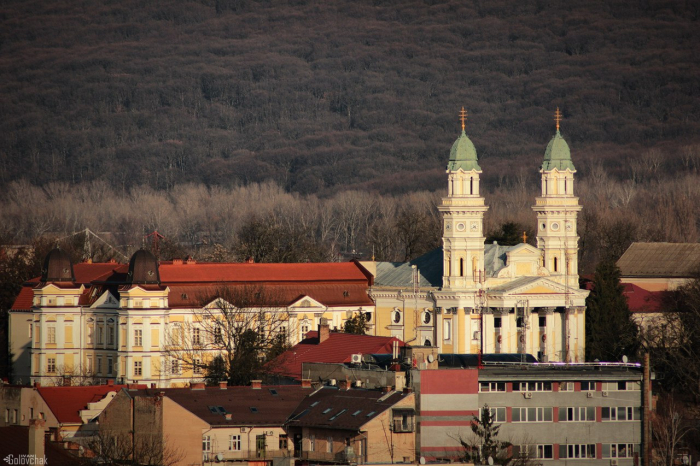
left=1, top=0, right=699, bottom=194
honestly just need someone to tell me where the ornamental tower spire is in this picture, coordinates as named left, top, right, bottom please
left=532, top=109, right=582, bottom=287
left=438, top=108, right=488, bottom=291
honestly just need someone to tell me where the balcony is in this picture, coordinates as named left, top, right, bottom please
left=393, top=420, right=415, bottom=433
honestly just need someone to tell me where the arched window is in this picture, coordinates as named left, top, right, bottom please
left=460, top=258, right=464, bottom=277
left=470, top=177, right=474, bottom=195
left=553, top=257, right=558, bottom=272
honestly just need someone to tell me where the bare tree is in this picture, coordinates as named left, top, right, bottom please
left=163, top=284, right=290, bottom=386
left=652, top=393, right=696, bottom=466
left=80, top=431, right=184, bottom=466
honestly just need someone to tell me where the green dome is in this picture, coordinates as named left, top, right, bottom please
left=542, top=131, right=576, bottom=171
left=447, top=130, right=481, bottom=171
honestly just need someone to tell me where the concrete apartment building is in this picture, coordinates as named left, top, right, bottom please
left=415, top=363, right=649, bottom=465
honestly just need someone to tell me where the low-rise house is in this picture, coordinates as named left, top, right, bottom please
left=286, top=386, right=416, bottom=465
left=97, top=382, right=313, bottom=466
left=0, top=381, right=131, bottom=440
left=267, top=319, right=405, bottom=383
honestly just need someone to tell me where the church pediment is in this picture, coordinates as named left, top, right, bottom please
left=289, top=295, right=325, bottom=309
left=489, top=277, right=583, bottom=297
left=91, top=290, right=119, bottom=309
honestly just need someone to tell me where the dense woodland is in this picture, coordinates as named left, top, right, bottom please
left=1, top=0, right=699, bottom=194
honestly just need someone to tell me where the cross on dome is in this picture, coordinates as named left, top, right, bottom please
left=554, top=107, right=562, bottom=132
left=459, top=107, right=468, bottom=132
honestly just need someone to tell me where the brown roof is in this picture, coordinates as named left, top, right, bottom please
left=126, top=385, right=312, bottom=426
left=37, top=384, right=131, bottom=424
left=617, top=242, right=700, bottom=278
left=286, top=387, right=412, bottom=431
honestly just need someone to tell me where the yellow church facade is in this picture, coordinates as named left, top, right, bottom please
left=368, top=110, right=589, bottom=362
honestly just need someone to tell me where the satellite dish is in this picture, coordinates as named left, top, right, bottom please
left=215, top=453, right=224, bottom=462
left=427, top=355, right=435, bottom=363
left=420, top=457, right=426, bottom=465
left=622, top=355, right=628, bottom=363
left=488, top=457, right=494, bottom=466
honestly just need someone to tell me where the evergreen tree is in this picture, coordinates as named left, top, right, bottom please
left=343, top=312, right=370, bottom=335
left=459, top=405, right=512, bottom=465
left=585, top=260, right=640, bottom=362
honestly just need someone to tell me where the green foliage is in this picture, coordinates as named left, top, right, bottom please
left=343, top=312, right=370, bottom=335
left=585, top=260, right=640, bottom=362
left=460, top=405, right=512, bottom=465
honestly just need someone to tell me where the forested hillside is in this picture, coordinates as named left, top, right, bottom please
left=1, top=0, right=699, bottom=194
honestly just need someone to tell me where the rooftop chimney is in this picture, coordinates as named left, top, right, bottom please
left=151, top=383, right=156, bottom=389
left=251, top=380, right=262, bottom=390
left=301, top=379, right=312, bottom=389
left=172, top=258, right=183, bottom=265
left=28, top=419, right=46, bottom=462
left=245, top=256, right=254, bottom=264
left=318, top=318, right=330, bottom=344
left=339, top=378, right=351, bottom=391
left=107, top=379, right=114, bottom=386
left=33, top=382, right=41, bottom=388
left=225, top=413, right=233, bottom=420
left=219, top=381, right=228, bottom=390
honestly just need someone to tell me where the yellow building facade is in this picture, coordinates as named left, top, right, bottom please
left=369, top=111, right=589, bottom=362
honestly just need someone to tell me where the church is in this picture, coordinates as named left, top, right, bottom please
left=368, top=109, right=589, bottom=363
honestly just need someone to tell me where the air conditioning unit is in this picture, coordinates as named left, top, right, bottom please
left=610, top=460, right=619, bottom=466
left=524, top=392, right=533, bottom=399
left=351, top=354, right=363, bottom=364
left=241, top=427, right=248, bottom=433
left=602, top=391, right=609, bottom=397
left=587, top=392, right=593, bottom=398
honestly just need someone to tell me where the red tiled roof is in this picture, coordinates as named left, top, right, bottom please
left=167, top=283, right=373, bottom=308
left=0, top=426, right=78, bottom=466
left=128, top=385, right=311, bottom=426
left=623, top=283, right=664, bottom=314
left=10, top=287, right=34, bottom=310
left=37, top=384, right=131, bottom=424
left=268, top=332, right=405, bottom=380
left=159, top=261, right=371, bottom=284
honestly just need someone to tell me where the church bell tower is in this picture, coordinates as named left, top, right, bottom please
left=532, top=109, right=582, bottom=288
left=438, top=108, right=488, bottom=291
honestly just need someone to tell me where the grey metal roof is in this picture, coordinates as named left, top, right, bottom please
left=373, top=243, right=520, bottom=289
left=617, top=242, right=700, bottom=278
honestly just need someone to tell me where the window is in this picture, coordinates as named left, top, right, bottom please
left=393, top=409, right=415, bottom=432
left=560, top=382, right=574, bottom=391
left=5, top=409, right=9, bottom=423
left=444, top=320, right=452, bottom=341
left=97, top=326, right=103, bottom=344
left=488, top=407, right=506, bottom=422
left=603, top=444, right=640, bottom=459
left=327, top=436, right=333, bottom=453
left=603, top=381, right=640, bottom=391
left=559, top=406, right=596, bottom=421
left=171, top=360, right=180, bottom=375
left=107, top=358, right=113, bottom=375
left=514, top=381, right=552, bottom=392
left=194, top=359, right=201, bottom=374
left=97, top=357, right=102, bottom=375
left=28, top=323, right=32, bottom=338
left=512, top=407, right=553, bottom=422
left=134, top=329, right=142, bottom=347
left=13, top=409, right=18, bottom=424
left=134, top=361, right=142, bottom=376
left=87, top=325, right=93, bottom=344
left=479, top=382, right=506, bottom=392
left=602, top=406, right=641, bottom=421
left=193, top=328, right=201, bottom=345
left=47, top=358, right=56, bottom=373
left=279, top=435, right=288, bottom=450
left=203, top=436, right=211, bottom=452
left=229, top=435, right=241, bottom=451
left=309, top=435, right=315, bottom=452
left=581, top=381, right=596, bottom=391
left=47, top=326, right=56, bottom=344
left=560, top=444, right=596, bottom=459
left=514, top=445, right=553, bottom=460
left=108, top=326, right=115, bottom=345
left=214, top=326, right=223, bottom=344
